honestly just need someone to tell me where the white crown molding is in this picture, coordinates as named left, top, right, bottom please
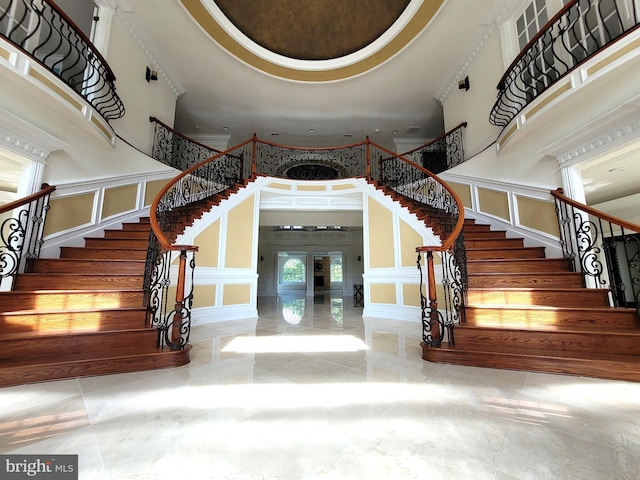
left=542, top=97, right=640, bottom=167
left=437, top=0, right=517, bottom=104
left=0, top=108, right=67, bottom=162
left=112, top=3, right=184, bottom=98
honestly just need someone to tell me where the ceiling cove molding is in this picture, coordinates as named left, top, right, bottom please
left=437, top=0, right=516, bottom=104
left=0, top=108, right=66, bottom=163
left=112, top=5, right=184, bottom=98
left=179, top=0, right=445, bottom=82
left=542, top=98, right=640, bottom=167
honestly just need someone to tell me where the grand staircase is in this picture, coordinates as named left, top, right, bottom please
left=0, top=217, right=190, bottom=387
left=423, top=218, right=640, bottom=382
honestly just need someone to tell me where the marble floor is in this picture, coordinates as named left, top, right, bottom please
left=1, top=292, right=639, bottom=480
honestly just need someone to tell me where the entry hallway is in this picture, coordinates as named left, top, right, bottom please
left=1, top=293, right=639, bottom=479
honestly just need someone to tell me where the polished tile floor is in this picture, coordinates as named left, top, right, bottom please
left=1, top=292, right=639, bottom=479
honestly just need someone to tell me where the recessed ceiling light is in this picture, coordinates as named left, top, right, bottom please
left=270, top=132, right=280, bottom=136
left=374, top=128, right=380, bottom=134
left=309, top=129, right=315, bottom=133
left=194, top=125, right=200, bottom=129
left=223, top=126, right=229, bottom=131
left=392, top=130, right=398, bottom=135
left=344, top=133, right=352, bottom=137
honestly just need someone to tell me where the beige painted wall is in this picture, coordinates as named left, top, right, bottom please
left=192, top=285, right=217, bottom=309
left=367, top=197, right=395, bottom=268
left=102, top=184, right=138, bottom=218
left=399, top=218, right=423, bottom=267
left=402, top=283, right=422, bottom=307
left=517, top=196, right=560, bottom=237
left=223, top=284, right=252, bottom=305
left=448, top=182, right=473, bottom=209
left=369, top=283, right=396, bottom=304
left=194, top=220, right=221, bottom=267
left=225, top=195, right=255, bottom=268
left=145, top=179, right=170, bottom=206
left=44, top=192, right=94, bottom=236
left=477, top=188, right=510, bottom=221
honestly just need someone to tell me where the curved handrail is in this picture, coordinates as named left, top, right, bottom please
left=551, top=188, right=640, bottom=234
left=490, top=0, right=640, bottom=127
left=0, top=184, right=56, bottom=215
left=0, top=0, right=125, bottom=121
left=0, top=183, right=56, bottom=289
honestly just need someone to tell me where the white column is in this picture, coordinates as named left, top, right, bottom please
left=559, top=163, right=586, bottom=203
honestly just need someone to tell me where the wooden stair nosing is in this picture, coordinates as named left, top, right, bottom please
left=463, top=304, right=639, bottom=329
left=0, top=327, right=159, bottom=360
left=451, top=325, right=640, bottom=355
left=422, top=344, right=640, bottom=382
left=0, top=344, right=191, bottom=388
left=30, top=258, right=146, bottom=274
left=466, top=287, right=610, bottom=307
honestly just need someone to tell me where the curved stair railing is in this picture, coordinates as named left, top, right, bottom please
left=0, top=184, right=55, bottom=290
left=552, top=188, right=640, bottom=324
left=0, top=0, right=125, bottom=121
left=147, top=133, right=467, bottom=351
left=145, top=141, right=248, bottom=350
left=149, top=117, right=221, bottom=171
left=377, top=148, right=467, bottom=347
left=490, top=0, right=640, bottom=127
left=399, top=122, right=467, bottom=175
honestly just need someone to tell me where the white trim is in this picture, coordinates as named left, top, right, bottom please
left=0, top=108, right=67, bottom=163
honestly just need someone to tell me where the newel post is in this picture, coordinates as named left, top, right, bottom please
left=426, top=251, right=441, bottom=346
left=171, top=249, right=188, bottom=349
left=251, top=133, right=258, bottom=177
left=365, top=136, right=371, bottom=180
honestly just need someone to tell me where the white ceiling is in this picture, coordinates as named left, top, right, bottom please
left=115, top=0, right=509, bottom=149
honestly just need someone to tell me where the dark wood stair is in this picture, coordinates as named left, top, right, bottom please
left=0, top=217, right=190, bottom=387
left=422, top=218, right=640, bottom=382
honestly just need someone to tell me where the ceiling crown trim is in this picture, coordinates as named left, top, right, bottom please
left=179, top=0, right=444, bottom=82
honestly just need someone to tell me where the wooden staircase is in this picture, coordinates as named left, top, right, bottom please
left=0, top=217, right=190, bottom=387
left=422, top=219, right=640, bottom=382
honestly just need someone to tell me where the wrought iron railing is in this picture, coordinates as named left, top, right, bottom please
left=552, top=188, right=640, bottom=324
left=0, top=0, right=125, bottom=121
left=399, top=122, right=467, bottom=175
left=490, top=0, right=640, bottom=127
left=377, top=150, right=467, bottom=347
left=149, top=117, right=221, bottom=171
left=0, top=184, right=55, bottom=290
left=145, top=142, right=247, bottom=350
left=148, top=132, right=466, bottom=350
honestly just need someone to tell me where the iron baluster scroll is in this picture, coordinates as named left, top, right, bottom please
left=150, top=117, right=222, bottom=171
left=0, top=184, right=55, bottom=290
left=400, top=122, right=467, bottom=175
left=0, top=0, right=125, bottom=121
left=254, top=138, right=366, bottom=179
left=490, top=0, right=640, bottom=128
left=552, top=188, right=640, bottom=324
left=145, top=142, right=249, bottom=350
left=374, top=144, right=467, bottom=347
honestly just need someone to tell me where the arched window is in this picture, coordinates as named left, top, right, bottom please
left=330, top=258, right=343, bottom=282
left=282, top=258, right=305, bottom=283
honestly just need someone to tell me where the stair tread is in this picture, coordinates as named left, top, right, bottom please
left=0, top=325, right=154, bottom=342
left=0, top=344, right=187, bottom=368
left=1, top=306, right=146, bottom=315
left=457, top=323, right=640, bottom=335
left=465, top=303, right=636, bottom=312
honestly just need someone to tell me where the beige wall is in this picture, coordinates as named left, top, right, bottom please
left=223, top=284, right=252, bottom=305
left=102, top=184, right=138, bottom=218
left=194, top=219, right=221, bottom=267
left=517, top=196, right=560, bottom=237
left=225, top=195, right=255, bottom=268
left=44, top=192, right=94, bottom=236
left=367, top=197, right=395, bottom=268
left=477, top=187, right=510, bottom=221
left=369, top=283, right=396, bottom=304
left=399, top=218, right=423, bottom=268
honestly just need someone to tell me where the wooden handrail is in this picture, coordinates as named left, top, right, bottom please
left=551, top=188, right=640, bottom=234
left=0, top=184, right=56, bottom=215
left=400, top=122, right=468, bottom=157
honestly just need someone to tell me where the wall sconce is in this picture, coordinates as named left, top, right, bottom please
left=145, top=66, right=158, bottom=82
left=458, top=75, right=470, bottom=91
left=357, top=255, right=362, bottom=262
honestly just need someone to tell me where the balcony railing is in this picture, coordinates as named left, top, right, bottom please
left=552, top=188, right=640, bottom=323
left=0, top=0, right=125, bottom=121
left=490, top=0, right=640, bottom=127
left=399, top=122, right=467, bottom=175
left=150, top=117, right=221, bottom=171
